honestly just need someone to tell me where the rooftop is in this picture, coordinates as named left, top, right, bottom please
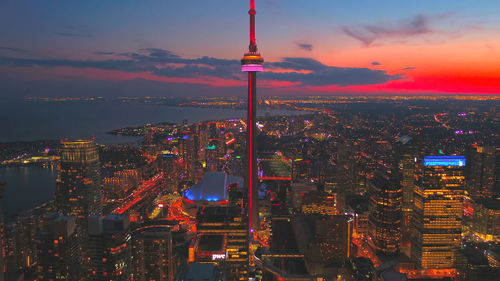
left=477, top=199, right=500, bottom=210
left=184, top=172, right=243, bottom=202
left=197, top=234, right=225, bottom=252
left=186, top=263, right=219, bottom=281
left=423, top=156, right=466, bottom=167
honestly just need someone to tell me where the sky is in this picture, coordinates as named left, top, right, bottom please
left=1, top=0, right=500, bottom=97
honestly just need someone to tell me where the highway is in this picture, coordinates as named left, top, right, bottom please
left=111, top=172, right=164, bottom=215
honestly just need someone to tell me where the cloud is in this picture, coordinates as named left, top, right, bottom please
left=265, top=57, right=404, bottom=86
left=0, top=46, right=31, bottom=54
left=56, top=25, right=94, bottom=38
left=137, top=48, right=179, bottom=58
left=0, top=48, right=403, bottom=88
left=401, top=67, right=415, bottom=70
left=269, top=57, right=327, bottom=71
left=371, top=61, right=381, bottom=66
left=0, top=56, right=146, bottom=72
left=297, top=43, right=313, bottom=51
left=56, top=32, right=93, bottom=38
left=95, top=51, right=115, bottom=55
left=343, top=14, right=433, bottom=46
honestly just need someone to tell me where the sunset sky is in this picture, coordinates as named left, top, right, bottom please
left=1, top=0, right=500, bottom=97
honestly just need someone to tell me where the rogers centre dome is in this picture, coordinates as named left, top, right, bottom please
left=183, top=172, right=244, bottom=207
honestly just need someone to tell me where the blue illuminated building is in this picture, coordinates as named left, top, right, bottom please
left=183, top=172, right=243, bottom=203
left=423, top=156, right=466, bottom=167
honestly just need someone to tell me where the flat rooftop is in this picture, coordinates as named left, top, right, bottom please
left=197, top=234, right=225, bottom=252
left=423, top=156, right=465, bottom=167
left=186, top=263, right=218, bottom=281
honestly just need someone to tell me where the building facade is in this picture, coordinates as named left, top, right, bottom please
left=56, top=139, right=102, bottom=231
left=196, top=207, right=248, bottom=281
left=87, top=214, right=131, bottom=280
left=368, top=170, right=402, bottom=256
left=411, top=156, right=465, bottom=269
left=36, top=215, right=81, bottom=280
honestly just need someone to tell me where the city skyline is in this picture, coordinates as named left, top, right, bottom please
left=1, top=97, right=498, bottom=280
left=1, top=0, right=500, bottom=97
left=0, top=1, right=499, bottom=280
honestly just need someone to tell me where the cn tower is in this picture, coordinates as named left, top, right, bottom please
left=241, top=0, right=263, bottom=233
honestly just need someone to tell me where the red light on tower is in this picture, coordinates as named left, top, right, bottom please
left=241, top=0, right=263, bottom=233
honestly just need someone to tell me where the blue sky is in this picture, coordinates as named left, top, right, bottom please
left=1, top=0, right=499, bottom=96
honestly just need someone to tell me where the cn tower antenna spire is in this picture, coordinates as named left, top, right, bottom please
left=249, top=0, right=256, bottom=50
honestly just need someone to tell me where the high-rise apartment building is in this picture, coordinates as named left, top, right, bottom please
left=336, top=143, right=358, bottom=212
left=36, top=215, right=81, bottom=280
left=178, top=134, right=197, bottom=183
left=55, top=139, right=102, bottom=231
left=368, top=170, right=402, bottom=256
left=205, top=140, right=220, bottom=172
left=411, top=155, right=465, bottom=269
left=398, top=144, right=417, bottom=234
left=132, top=224, right=175, bottom=281
left=161, top=152, right=179, bottom=192
left=293, top=214, right=353, bottom=271
left=468, top=145, right=496, bottom=200
left=87, top=214, right=131, bottom=280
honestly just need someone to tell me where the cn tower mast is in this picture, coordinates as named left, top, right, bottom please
left=241, top=0, right=263, bottom=233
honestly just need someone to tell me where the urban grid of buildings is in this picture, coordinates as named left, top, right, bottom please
left=0, top=1, right=499, bottom=281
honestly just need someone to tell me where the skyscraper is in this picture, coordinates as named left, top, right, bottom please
left=397, top=144, right=417, bottom=235
left=335, top=142, right=357, bottom=213
left=160, top=151, right=179, bottom=190
left=87, top=214, right=131, bottom=280
left=132, top=224, right=175, bottom=281
left=411, top=155, right=465, bottom=269
left=241, top=0, right=264, bottom=232
left=472, top=199, right=500, bottom=242
left=468, top=145, right=496, bottom=200
left=292, top=214, right=353, bottom=271
left=178, top=134, right=197, bottom=183
left=55, top=139, right=102, bottom=231
left=205, top=140, right=220, bottom=171
left=368, top=170, right=402, bottom=256
left=36, top=215, right=81, bottom=280
left=196, top=207, right=248, bottom=281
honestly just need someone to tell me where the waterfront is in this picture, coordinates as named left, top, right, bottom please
left=0, top=99, right=302, bottom=144
left=0, top=166, right=56, bottom=222
left=0, top=99, right=303, bottom=219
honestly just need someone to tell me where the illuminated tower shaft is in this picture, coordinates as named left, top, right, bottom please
left=241, top=0, right=263, bottom=232
left=246, top=71, right=258, bottom=231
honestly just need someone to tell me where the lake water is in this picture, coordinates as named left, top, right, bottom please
left=0, top=99, right=299, bottom=144
left=0, top=166, right=57, bottom=222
